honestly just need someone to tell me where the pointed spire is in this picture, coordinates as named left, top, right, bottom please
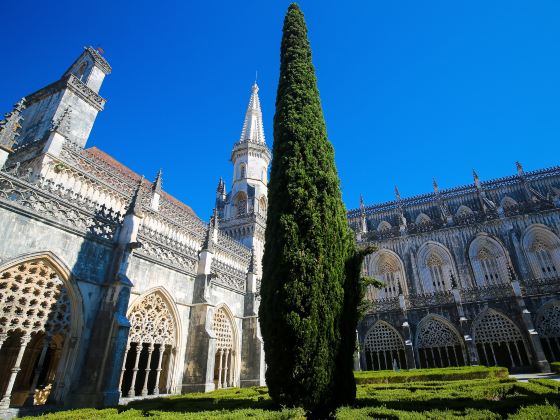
left=153, top=168, right=163, bottom=193
left=216, top=177, right=225, bottom=195
left=239, top=82, right=266, bottom=144
left=359, top=194, right=365, bottom=211
left=50, top=105, right=73, bottom=135
left=472, top=169, right=481, bottom=188
left=516, top=161, right=524, bottom=176
left=0, top=98, right=26, bottom=151
left=126, top=177, right=145, bottom=217
left=202, top=208, right=219, bottom=251
left=394, top=186, right=401, bottom=201
left=432, top=178, right=439, bottom=194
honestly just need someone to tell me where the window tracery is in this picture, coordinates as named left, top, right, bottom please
left=364, top=322, right=405, bottom=370
left=469, top=236, right=509, bottom=286
left=536, top=302, right=560, bottom=362
left=213, top=307, right=234, bottom=351
left=128, top=292, right=176, bottom=346
left=416, top=317, right=465, bottom=368
left=377, top=221, right=392, bottom=232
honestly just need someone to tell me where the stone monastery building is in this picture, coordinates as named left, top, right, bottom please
left=0, top=47, right=559, bottom=414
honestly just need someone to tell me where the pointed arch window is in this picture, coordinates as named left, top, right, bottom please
left=417, top=242, right=456, bottom=293
left=426, top=253, right=447, bottom=291
left=468, top=236, right=509, bottom=286
left=365, top=251, right=407, bottom=299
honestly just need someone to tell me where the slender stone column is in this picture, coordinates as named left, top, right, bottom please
left=229, top=351, right=235, bottom=387
left=127, top=344, right=142, bottom=397
left=0, top=333, right=7, bottom=353
left=222, top=349, right=230, bottom=388
left=153, top=345, right=165, bottom=395
left=118, top=343, right=131, bottom=394
left=0, top=334, right=31, bottom=409
left=217, top=349, right=224, bottom=389
left=25, top=337, right=51, bottom=406
left=141, top=345, right=155, bottom=396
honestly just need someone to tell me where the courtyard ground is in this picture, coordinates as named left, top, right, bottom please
left=21, top=367, right=560, bottom=419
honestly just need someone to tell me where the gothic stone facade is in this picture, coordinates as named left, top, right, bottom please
left=348, top=169, right=560, bottom=373
left=0, top=48, right=267, bottom=414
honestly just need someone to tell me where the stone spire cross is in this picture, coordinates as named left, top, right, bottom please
left=0, top=98, right=26, bottom=152
left=239, top=82, right=266, bottom=144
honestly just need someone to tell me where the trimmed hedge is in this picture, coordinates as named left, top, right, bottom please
left=551, top=361, right=560, bottom=373
left=509, top=403, right=560, bottom=419
left=354, top=366, right=509, bottom=384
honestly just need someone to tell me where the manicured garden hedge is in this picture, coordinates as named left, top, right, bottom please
left=551, top=361, right=560, bottom=373
left=354, top=366, right=508, bottom=384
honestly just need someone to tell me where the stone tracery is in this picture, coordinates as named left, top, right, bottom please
left=212, top=307, right=236, bottom=389
left=416, top=316, right=465, bottom=368
left=536, top=301, right=560, bottom=362
left=363, top=321, right=405, bottom=370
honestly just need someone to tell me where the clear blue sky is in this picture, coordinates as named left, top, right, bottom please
left=1, top=1, right=559, bottom=219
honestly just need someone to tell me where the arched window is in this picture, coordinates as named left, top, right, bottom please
left=473, top=309, right=529, bottom=369
left=121, top=291, right=178, bottom=397
left=456, top=205, right=474, bottom=218
left=239, top=164, right=246, bottom=179
left=212, top=306, right=237, bottom=389
left=0, top=258, right=79, bottom=408
left=500, top=196, right=518, bottom=209
left=365, top=250, right=407, bottom=299
left=522, top=225, right=560, bottom=279
left=258, top=196, right=267, bottom=217
left=417, top=242, right=456, bottom=292
left=416, top=316, right=466, bottom=368
left=415, top=213, right=431, bottom=224
left=234, top=192, right=247, bottom=216
left=363, top=321, right=405, bottom=371
left=377, top=221, right=392, bottom=232
left=76, top=62, right=88, bottom=81
left=468, top=235, right=510, bottom=286
left=536, top=301, right=560, bottom=362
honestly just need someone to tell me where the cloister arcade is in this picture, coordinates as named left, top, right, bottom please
left=535, top=300, right=560, bottom=362
left=472, top=309, right=530, bottom=370
left=415, top=316, right=466, bottom=368
left=212, top=306, right=237, bottom=389
left=120, top=291, right=178, bottom=398
left=363, top=321, right=406, bottom=371
left=0, top=256, right=81, bottom=409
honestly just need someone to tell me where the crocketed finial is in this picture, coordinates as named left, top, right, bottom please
left=0, top=98, right=26, bottom=151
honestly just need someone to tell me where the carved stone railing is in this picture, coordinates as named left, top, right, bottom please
left=521, top=276, right=560, bottom=295
left=368, top=296, right=400, bottom=313
left=136, top=225, right=198, bottom=275
left=0, top=172, right=122, bottom=242
left=365, top=226, right=401, bottom=241
left=407, top=220, right=444, bottom=235
left=216, top=230, right=252, bottom=264
left=407, top=290, right=454, bottom=308
left=460, top=283, right=514, bottom=303
left=211, top=258, right=246, bottom=293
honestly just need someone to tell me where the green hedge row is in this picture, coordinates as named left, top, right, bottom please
left=354, top=366, right=509, bottom=384
left=551, top=361, right=560, bottom=373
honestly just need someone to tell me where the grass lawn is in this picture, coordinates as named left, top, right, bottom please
left=22, top=367, right=560, bottom=419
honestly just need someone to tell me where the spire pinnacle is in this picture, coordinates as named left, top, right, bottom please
left=50, top=106, right=73, bottom=135
left=126, top=177, right=145, bottom=217
left=239, top=82, right=265, bottom=144
left=359, top=194, right=365, bottom=210
left=516, top=161, right=524, bottom=175
left=153, top=168, right=163, bottom=193
left=216, top=177, right=225, bottom=194
left=0, top=98, right=26, bottom=151
left=394, top=186, right=401, bottom=201
left=432, top=178, right=439, bottom=193
left=472, top=168, right=479, bottom=180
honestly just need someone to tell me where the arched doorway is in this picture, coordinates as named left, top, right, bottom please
left=212, top=306, right=237, bottom=389
left=536, top=301, right=560, bottom=362
left=416, top=316, right=466, bottom=368
left=473, top=309, right=530, bottom=370
left=0, top=257, right=79, bottom=408
left=120, top=291, right=178, bottom=397
left=363, top=321, right=406, bottom=371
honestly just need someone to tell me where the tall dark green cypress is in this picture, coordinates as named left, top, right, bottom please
left=259, top=4, right=368, bottom=417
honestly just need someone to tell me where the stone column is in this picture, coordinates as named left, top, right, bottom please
left=127, top=344, right=142, bottom=397
left=228, top=350, right=235, bottom=387
left=152, top=345, right=165, bottom=395
left=0, top=334, right=31, bottom=409
left=222, top=349, right=230, bottom=388
left=401, top=321, right=416, bottom=369
left=141, top=345, right=154, bottom=396
left=118, top=343, right=131, bottom=395
left=0, top=333, right=7, bottom=351
left=24, top=338, right=51, bottom=406
left=217, top=349, right=224, bottom=389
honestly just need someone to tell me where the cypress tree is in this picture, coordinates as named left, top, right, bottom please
left=259, top=3, right=372, bottom=417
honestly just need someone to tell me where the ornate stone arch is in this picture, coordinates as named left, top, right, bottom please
left=377, top=220, right=392, bottom=232
left=0, top=251, right=83, bottom=408
left=121, top=288, right=180, bottom=398
left=456, top=205, right=474, bottom=217
left=363, top=321, right=405, bottom=370
left=472, top=308, right=530, bottom=369
left=535, top=300, right=560, bottom=362
left=500, top=196, right=518, bottom=209
left=521, top=224, right=560, bottom=279
left=365, top=249, right=408, bottom=299
left=468, top=233, right=511, bottom=286
left=415, top=315, right=466, bottom=368
left=415, top=212, right=431, bottom=224
left=416, top=241, right=458, bottom=292
left=234, top=191, right=247, bottom=216
left=212, top=304, right=239, bottom=389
